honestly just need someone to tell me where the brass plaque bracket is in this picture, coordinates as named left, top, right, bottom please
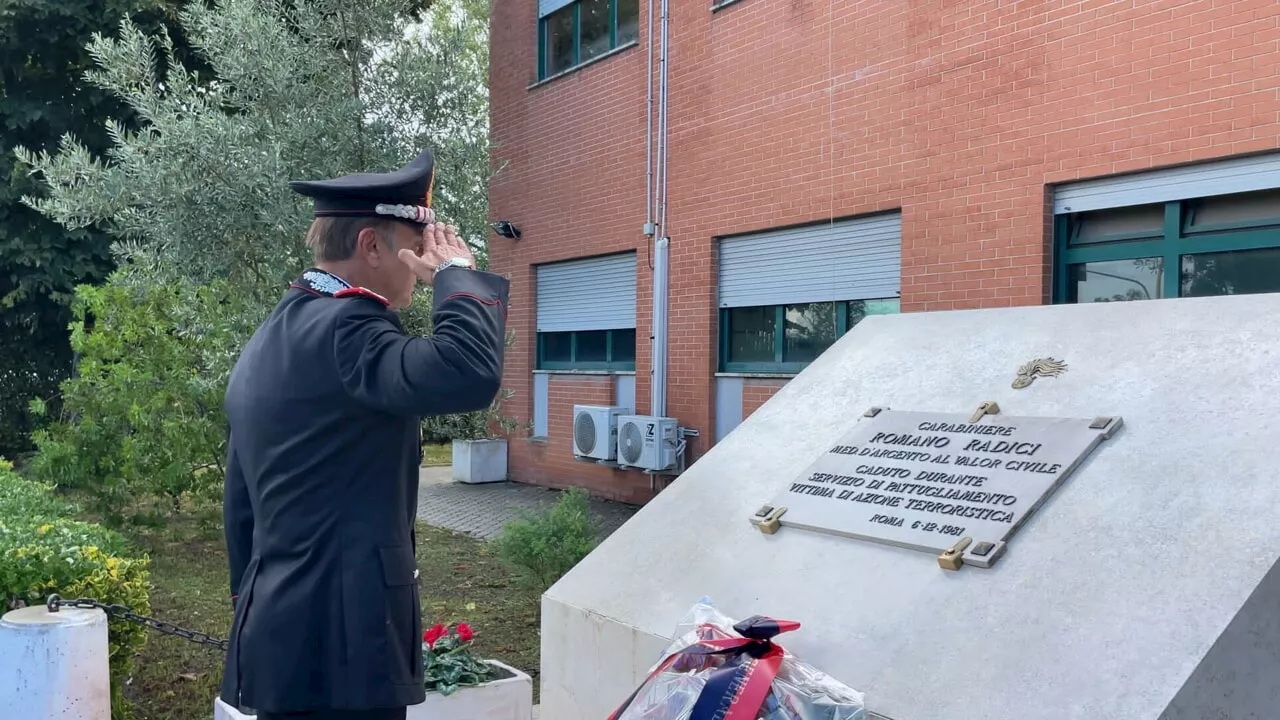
left=754, top=506, right=788, bottom=535
left=938, top=536, right=973, bottom=571
left=967, top=401, right=1001, bottom=424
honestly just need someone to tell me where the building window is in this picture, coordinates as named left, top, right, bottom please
left=537, top=329, right=636, bottom=371
left=538, top=0, right=640, bottom=81
left=720, top=299, right=899, bottom=373
left=1056, top=189, right=1280, bottom=303
left=535, top=326, right=634, bottom=368
left=536, top=252, right=636, bottom=372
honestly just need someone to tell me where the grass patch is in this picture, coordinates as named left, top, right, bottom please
left=414, top=525, right=542, bottom=697
left=120, top=510, right=230, bottom=720
left=108, top=513, right=540, bottom=718
left=421, top=442, right=452, bottom=467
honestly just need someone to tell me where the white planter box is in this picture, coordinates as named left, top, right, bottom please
left=213, top=660, right=533, bottom=720
left=409, top=659, right=533, bottom=720
left=214, top=698, right=252, bottom=720
left=451, top=439, right=508, bottom=484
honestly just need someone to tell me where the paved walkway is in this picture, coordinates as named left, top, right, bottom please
left=415, top=466, right=639, bottom=540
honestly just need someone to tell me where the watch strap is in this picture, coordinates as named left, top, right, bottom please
left=434, top=257, right=472, bottom=274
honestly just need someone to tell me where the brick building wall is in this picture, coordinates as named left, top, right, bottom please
left=489, top=0, right=1280, bottom=503
left=741, top=378, right=789, bottom=419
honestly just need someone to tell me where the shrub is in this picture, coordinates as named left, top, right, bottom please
left=0, top=458, right=152, bottom=720
left=492, top=487, right=598, bottom=589
left=404, top=305, right=527, bottom=444
left=421, top=385, right=522, bottom=443
left=25, top=274, right=262, bottom=523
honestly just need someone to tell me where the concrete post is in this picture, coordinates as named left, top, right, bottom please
left=0, top=605, right=111, bottom=720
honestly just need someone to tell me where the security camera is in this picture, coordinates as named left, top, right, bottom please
left=491, top=221, right=521, bottom=239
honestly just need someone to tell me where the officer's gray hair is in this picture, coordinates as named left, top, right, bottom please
left=305, top=216, right=400, bottom=263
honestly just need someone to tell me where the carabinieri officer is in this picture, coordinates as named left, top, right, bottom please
left=219, top=149, right=509, bottom=720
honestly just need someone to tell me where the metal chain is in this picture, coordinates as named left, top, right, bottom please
left=46, top=594, right=228, bottom=652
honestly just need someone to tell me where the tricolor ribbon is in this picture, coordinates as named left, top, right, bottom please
left=607, top=615, right=801, bottom=720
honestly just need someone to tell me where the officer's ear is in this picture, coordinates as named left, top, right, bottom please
left=355, top=226, right=387, bottom=267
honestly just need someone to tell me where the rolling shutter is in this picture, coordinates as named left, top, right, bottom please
left=1054, top=152, right=1280, bottom=215
left=536, top=252, right=636, bottom=332
left=539, top=0, right=574, bottom=17
left=718, top=212, right=902, bottom=308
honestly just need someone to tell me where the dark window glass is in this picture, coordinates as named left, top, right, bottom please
left=616, top=0, right=640, bottom=46
left=579, top=0, right=612, bottom=62
left=847, top=298, right=900, bottom=331
left=1069, top=204, right=1164, bottom=246
left=783, top=303, right=838, bottom=363
left=544, top=6, right=575, bottom=76
left=1068, top=258, right=1164, bottom=303
left=1180, top=247, right=1280, bottom=298
left=727, top=307, right=775, bottom=364
left=1187, top=189, right=1280, bottom=229
left=541, top=332, right=573, bottom=363
left=575, top=330, right=609, bottom=362
left=611, top=329, right=636, bottom=363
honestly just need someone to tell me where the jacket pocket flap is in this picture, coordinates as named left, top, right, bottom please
left=378, top=546, right=418, bottom=586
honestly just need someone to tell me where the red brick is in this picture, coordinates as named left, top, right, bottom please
left=489, top=0, right=1280, bottom=501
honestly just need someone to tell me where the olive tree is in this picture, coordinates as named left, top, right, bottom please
left=17, top=0, right=494, bottom=516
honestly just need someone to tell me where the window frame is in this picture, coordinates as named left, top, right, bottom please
left=536, top=328, right=636, bottom=371
left=719, top=300, right=897, bottom=374
left=537, top=0, right=633, bottom=81
left=1053, top=196, right=1280, bottom=303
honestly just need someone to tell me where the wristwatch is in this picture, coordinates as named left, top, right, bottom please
left=434, top=257, right=473, bottom=274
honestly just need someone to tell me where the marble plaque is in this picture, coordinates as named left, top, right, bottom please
left=762, top=407, right=1123, bottom=567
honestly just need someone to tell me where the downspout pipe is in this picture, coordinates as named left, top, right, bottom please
left=650, top=0, right=670, bottom=419
left=644, top=0, right=655, bottom=234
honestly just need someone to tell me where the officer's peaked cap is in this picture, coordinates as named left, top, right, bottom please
left=288, top=150, right=436, bottom=225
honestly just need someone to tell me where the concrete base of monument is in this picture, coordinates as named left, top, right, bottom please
left=540, top=293, right=1280, bottom=720
left=214, top=660, right=533, bottom=720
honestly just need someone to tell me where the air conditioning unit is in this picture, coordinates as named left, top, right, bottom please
left=572, top=405, right=630, bottom=461
left=616, top=415, right=679, bottom=472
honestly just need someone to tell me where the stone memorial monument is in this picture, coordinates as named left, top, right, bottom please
left=539, top=293, right=1280, bottom=720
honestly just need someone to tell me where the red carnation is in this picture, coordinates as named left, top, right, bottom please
left=423, top=623, right=447, bottom=648
left=457, top=623, right=474, bottom=643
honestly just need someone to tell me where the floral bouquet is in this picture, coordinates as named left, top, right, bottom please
left=422, top=622, right=498, bottom=696
left=607, top=599, right=866, bottom=720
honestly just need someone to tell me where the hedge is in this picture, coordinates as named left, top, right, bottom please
left=0, top=458, right=151, bottom=719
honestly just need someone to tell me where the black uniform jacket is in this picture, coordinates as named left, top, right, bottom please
left=218, top=266, right=509, bottom=713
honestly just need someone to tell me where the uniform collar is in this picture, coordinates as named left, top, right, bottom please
left=292, top=268, right=352, bottom=296
left=290, top=268, right=390, bottom=307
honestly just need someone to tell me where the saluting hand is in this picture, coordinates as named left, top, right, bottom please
left=398, top=222, right=476, bottom=286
